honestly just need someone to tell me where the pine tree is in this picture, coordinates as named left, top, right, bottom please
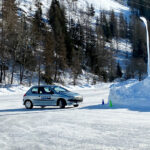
left=17, top=14, right=37, bottom=84
left=72, top=49, right=81, bottom=85
left=109, top=10, right=117, bottom=38
left=1, top=0, right=18, bottom=84
left=32, top=2, right=46, bottom=85
left=94, top=11, right=117, bottom=82
left=88, top=4, right=95, bottom=17
left=48, top=0, right=68, bottom=81
left=82, top=3, right=96, bottom=69
left=125, top=14, right=147, bottom=79
left=129, top=15, right=146, bottom=60
left=43, top=31, right=55, bottom=84
left=117, top=62, right=123, bottom=78
left=119, top=13, right=128, bottom=39
left=101, top=11, right=111, bottom=41
left=127, top=0, right=150, bottom=19
left=74, top=20, right=85, bottom=68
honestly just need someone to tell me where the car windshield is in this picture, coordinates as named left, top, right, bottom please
left=53, top=86, right=69, bottom=93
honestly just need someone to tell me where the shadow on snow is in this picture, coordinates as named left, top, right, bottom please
left=80, top=104, right=150, bottom=112
left=0, top=107, right=74, bottom=117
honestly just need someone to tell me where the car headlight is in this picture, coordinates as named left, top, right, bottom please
left=75, top=96, right=83, bottom=100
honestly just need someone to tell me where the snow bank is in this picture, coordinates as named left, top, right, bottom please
left=0, top=85, right=30, bottom=96
left=0, top=70, right=103, bottom=96
left=109, top=77, right=150, bottom=108
left=0, top=67, right=103, bottom=96
left=0, top=82, right=107, bottom=96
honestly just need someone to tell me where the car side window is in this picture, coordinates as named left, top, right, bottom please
left=44, top=87, right=52, bottom=94
left=54, top=87, right=68, bottom=93
left=39, top=87, right=51, bottom=94
left=31, top=87, right=38, bottom=94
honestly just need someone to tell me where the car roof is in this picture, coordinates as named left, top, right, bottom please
left=31, top=85, right=59, bottom=88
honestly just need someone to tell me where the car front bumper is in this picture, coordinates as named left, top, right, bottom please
left=67, top=98, right=83, bottom=105
left=68, top=99, right=83, bottom=103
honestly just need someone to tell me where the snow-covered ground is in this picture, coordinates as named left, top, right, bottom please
left=1, top=83, right=150, bottom=150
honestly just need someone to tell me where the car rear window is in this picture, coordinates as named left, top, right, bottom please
left=31, top=87, right=38, bottom=94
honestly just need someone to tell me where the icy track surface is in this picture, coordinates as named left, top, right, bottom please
left=0, top=84, right=150, bottom=150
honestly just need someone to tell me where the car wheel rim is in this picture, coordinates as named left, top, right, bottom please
left=26, top=101, right=31, bottom=108
left=59, top=101, right=63, bottom=108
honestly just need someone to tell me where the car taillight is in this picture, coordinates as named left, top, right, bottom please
left=24, top=94, right=26, bottom=97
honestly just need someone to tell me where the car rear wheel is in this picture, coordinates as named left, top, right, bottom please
left=59, top=100, right=65, bottom=109
left=25, top=100, right=33, bottom=109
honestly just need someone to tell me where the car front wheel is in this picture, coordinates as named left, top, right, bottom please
left=59, top=100, right=65, bottom=109
left=74, top=104, right=79, bottom=107
left=25, top=100, right=33, bottom=109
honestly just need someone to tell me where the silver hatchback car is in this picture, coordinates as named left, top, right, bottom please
left=23, top=85, right=83, bottom=109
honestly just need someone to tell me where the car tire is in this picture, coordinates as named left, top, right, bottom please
left=59, top=100, right=65, bottom=109
left=74, top=104, right=79, bottom=107
left=25, top=100, right=33, bottom=109
left=41, top=106, right=46, bottom=109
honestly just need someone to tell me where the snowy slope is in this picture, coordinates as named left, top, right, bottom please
left=15, top=0, right=131, bottom=76
left=16, top=0, right=130, bottom=17
left=1, top=83, right=150, bottom=150
left=16, top=0, right=51, bottom=16
left=114, top=39, right=132, bottom=71
left=78, top=0, right=129, bottom=13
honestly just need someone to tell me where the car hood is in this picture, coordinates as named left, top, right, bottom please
left=60, top=91, right=80, bottom=97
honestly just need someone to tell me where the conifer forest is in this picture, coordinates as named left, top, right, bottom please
left=0, top=0, right=149, bottom=85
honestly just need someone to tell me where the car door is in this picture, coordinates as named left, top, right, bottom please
left=39, top=87, right=53, bottom=106
left=31, top=87, right=41, bottom=106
